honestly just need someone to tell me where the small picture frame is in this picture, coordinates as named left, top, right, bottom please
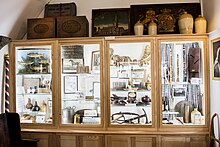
left=91, top=51, right=100, bottom=72
left=62, top=58, right=84, bottom=73
left=64, top=75, right=78, bottom=94
left=131, top=70, right=145, bottom=79
left=172, top=86, right=187, bottom=99
left=211, top=37, right=220, bottom=80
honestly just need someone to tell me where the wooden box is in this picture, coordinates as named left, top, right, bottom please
left=44, top=2, right=77, bottom=17
left=27, top=18, right=55, bottom=39
left=56, top=16, right=89, bottom=38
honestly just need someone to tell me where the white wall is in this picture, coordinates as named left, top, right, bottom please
left=203, top=0, right=220, bottom=32
left=0, top=0, right=50, bottom=112
left=209, top=28, right=220, bottom=143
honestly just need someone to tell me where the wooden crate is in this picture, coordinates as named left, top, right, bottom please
left=44, top=2, right=77, bottom=17
left=27, top=18, right=56, bottom=39
left=56, top=16, right=89, bottom=38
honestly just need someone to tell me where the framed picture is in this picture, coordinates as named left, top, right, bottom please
left=131, top=70, right=145, bottom=79
left=91, top=51, right=100, bottom=72
left=130, top=3, right=201, bottom=35
left=212, top=37, right=220, bottom=80
left=62, top=58, right=84, bottom=73
left=64, top=75, right=78, bottom=93
left=172, top=86, right=187, bottom=99
left=92, top=8, right=130, bottom=37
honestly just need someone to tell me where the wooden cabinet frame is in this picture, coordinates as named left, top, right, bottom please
left=9, top=35, right=210, bottom=141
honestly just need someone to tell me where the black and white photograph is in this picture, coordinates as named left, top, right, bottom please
left=91, top=50, right=100, bottom=71
left=172, top=86, right=187, bottom=99
left=64, top=75, right=78, bottom=94
left=212, top=37, right=220, bottom=80
left=62, top=58, right=84, bottom=73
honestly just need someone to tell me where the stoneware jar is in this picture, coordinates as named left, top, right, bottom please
left=148, top=20, right=157, bottom=35
left=195, top=15, right=207, bottom=34
left=178, top=11, right=193, bottom=34
left=134, top=21, right=144, bottom=35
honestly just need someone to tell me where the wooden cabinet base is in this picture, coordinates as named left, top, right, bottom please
left=21, top=132, right=208, bottom=147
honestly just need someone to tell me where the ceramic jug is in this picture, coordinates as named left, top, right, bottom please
left=195, top=15, right=207, bottom=34
left=148, top=20, right=157, bottom=35
left=178, top=11, right=193, bottom=34
left=134, top=21, right=144, bottom=35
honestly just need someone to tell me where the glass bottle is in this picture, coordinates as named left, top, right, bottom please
left=191, top=108, right=201, bottom=124
left=26, top=98, right=33, bottom=109
left=32, top=101, right=40, bottom=111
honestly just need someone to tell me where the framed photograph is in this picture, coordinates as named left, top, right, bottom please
left=130, top=3, right=201, bottom=35
left=92, top=8, right=130, bottom=37
left=131, top=70, right=145, bottom=79
left=64, top=75, right=78, bottom=94
left=211, top=37, right=220, bottom=80
left=91, top=51, right=100, bottom=71
left=172, top=86, right=187, bottom=99
left=62, top=58, right=84, bottom=73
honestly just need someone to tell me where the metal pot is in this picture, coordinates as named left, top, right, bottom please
left=62, top=106, right=76, bottom=123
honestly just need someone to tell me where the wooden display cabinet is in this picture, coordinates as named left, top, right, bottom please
left=156, top=35, right=210, bottom=132
left=10, top=34, right=210, bottom=147
left=105, top=36, right=156, bottom=131
left=9, top=40, right=58, bottom=128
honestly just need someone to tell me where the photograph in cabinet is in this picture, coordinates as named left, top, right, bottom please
left=61, top=44, right=101, bottom=125
left=161, top=41, right=205, bottom=125
left=109, top=42, right=152, bottom=125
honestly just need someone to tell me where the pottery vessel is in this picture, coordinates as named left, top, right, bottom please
left=134, top=21, right=144, bottom=35
left=178, top=11, right=193, bottom=34
left=148, top=20, right=157, bottom=35
left=195, top=15, right=207, bottom=34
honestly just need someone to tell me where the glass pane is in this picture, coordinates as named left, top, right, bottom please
left=61, top=44, right=101, bottom=124
left=16, top=46, right=52, bottom=124
left=161, top=41, right=205, bottom=125
left=109, top=42, right=152, bottom=125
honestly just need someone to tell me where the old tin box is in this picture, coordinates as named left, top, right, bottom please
left=56, top=16, right=89, bottom=38
left=44, top=2, right=77, bottom=17
left=27, top=18, right=56, bottom=39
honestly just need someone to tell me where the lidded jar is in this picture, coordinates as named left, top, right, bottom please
left=195, top=15, right=207, bottom=34
left=178, top=11, right=193, bottom=34
left=134, top=21, right=144, bottom=35
left=148, top=20, right=157, bottom=35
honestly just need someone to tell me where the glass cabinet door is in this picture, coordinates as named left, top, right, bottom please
left=60, top=43, right=101, bottom=125
left=15, top=45, right=52, bottom=124
left=108, top=39, right=153, bottom=125
left=160, top=40, right=206, bottom=126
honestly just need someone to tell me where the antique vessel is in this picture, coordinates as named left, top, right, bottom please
left=195, top=15, right=207, bottom=34
left=148, top=20, right=157, bottom=35
left=134, top=21, right=144, bottom=35
left=178, top=11, right=193, bottom=34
